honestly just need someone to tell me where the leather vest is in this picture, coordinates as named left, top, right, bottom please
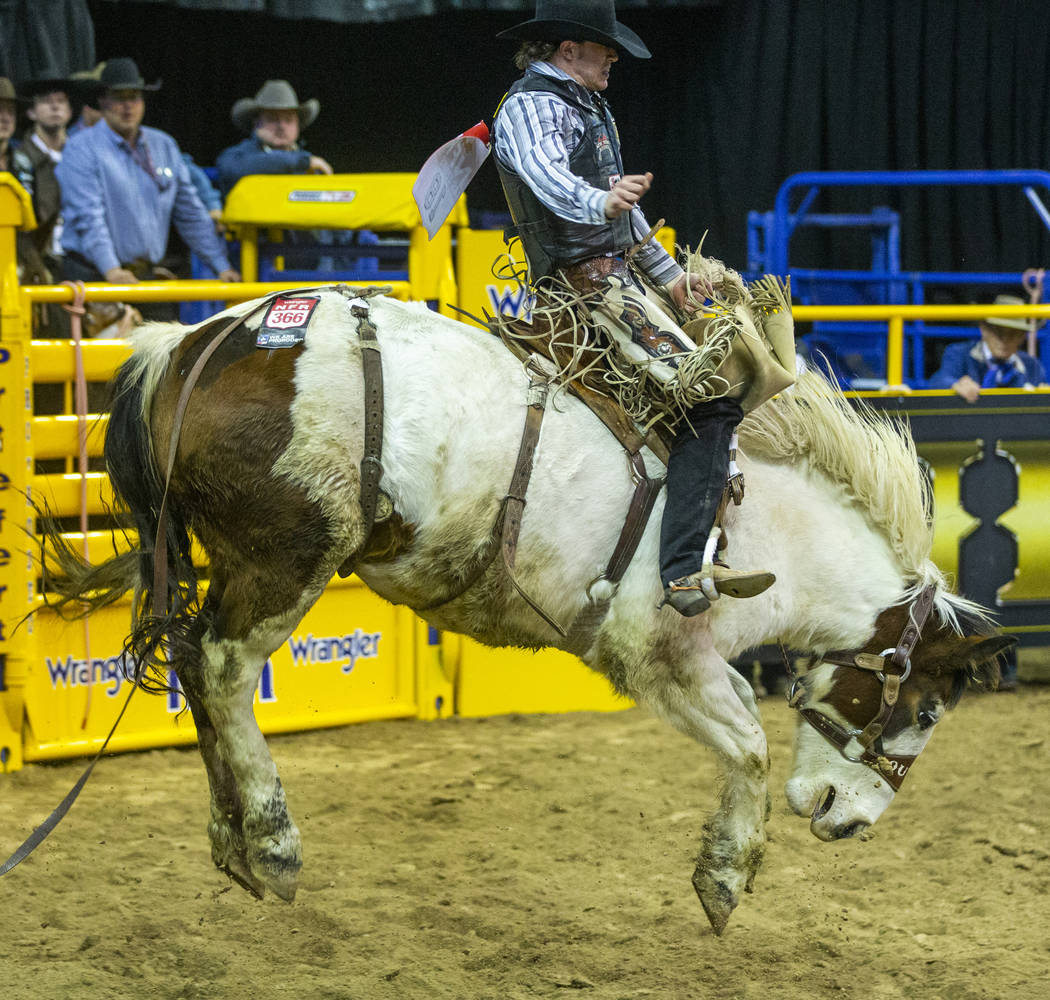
left=495, top=69, right=633, bottom=278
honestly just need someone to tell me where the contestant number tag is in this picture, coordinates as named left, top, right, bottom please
left=257, top=296, right=320, bottom=348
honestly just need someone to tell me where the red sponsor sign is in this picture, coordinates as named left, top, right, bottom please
left=263, top=297, right=319, bottom=331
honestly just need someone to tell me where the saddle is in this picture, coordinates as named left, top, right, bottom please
left=489, top=306, right=747, bottom=537
left=494, top=308, right=674, bottom=466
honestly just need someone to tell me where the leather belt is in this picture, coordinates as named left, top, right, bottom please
left=561, top=254, right=630, bottom=293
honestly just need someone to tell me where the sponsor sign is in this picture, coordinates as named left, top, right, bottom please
left=46, top=651, right=135, bottom=697
left=288, top=628, right=382, bottom=673
left=287, top=190, right=357, bottom=203
left=257, top=296, right=320, bottom=348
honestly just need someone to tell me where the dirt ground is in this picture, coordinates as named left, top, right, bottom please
left=1, top=685, right=1047, bottom=1000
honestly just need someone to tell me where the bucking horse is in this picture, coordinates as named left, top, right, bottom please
left=41, top=285, right=1011, bottom=934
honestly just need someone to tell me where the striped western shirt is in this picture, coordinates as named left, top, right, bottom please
left=493, top=61, right=683, bottom=286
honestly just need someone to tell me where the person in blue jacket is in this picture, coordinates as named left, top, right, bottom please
left=215, top=80, right=332, bottom=197
left=928, top=294, right=1047, bottom=401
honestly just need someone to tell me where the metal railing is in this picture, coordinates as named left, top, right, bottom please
left=792, top=301, right=1050, bottom=386
left=769, top=169, right=1050, bottom=274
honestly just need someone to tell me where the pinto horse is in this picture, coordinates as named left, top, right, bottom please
left=44, top=286, right=1010, bottom=934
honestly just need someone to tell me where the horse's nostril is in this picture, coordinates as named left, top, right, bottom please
left=832, top=821, right=867, bottom=840
left=812, top=785, right=836, bottom=821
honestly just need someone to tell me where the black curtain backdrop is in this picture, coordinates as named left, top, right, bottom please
left=0, top=0, right=94, bottom=81
left=85, top=0, right=1050, bottom=284
left=92, top=0, right=719, bottom=24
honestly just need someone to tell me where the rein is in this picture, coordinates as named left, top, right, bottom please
left=781, top=583, right=937, bottom=791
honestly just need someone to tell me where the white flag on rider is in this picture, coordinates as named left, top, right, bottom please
left=413, top=122, right=490, bottom=239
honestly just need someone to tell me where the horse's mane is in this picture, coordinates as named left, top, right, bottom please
left=738, top=369, right=987, bottom=632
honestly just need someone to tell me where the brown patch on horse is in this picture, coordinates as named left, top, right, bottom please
left=825, top=603, right=1012, bottom=740
left=149, top=329, right=342, bottom=639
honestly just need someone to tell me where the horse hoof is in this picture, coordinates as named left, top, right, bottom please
left=220, top=860, right=266, bottom=900
left=250, top=845, right=302, bottom=903
left=692, top=868, right=739, bottom=936
left=267, top=875, right=298, bottom=903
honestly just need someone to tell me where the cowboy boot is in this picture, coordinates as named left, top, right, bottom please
left=663, top=564, right=776, bottom=618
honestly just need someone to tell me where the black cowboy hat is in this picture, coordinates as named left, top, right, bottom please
left=97, top=57, right=161, bottom=93
left=497, top=0, right=651, bottom=59
left=18, top=66, right=76, bottom=100
left=69, top=62, right=107, bottom=108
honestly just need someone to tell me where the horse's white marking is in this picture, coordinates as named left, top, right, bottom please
left=786, top=724, right=897, bottom=839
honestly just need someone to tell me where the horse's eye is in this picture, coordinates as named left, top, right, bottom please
left=917, top=709, right=937, bottom=731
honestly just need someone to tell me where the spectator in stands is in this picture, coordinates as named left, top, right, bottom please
left=0, top=77, right=48, bottom=287
left=68, top=62, right=105, bottom=136
left=18, top=69, right=73, bottom=277
left=56, top=58, right=239, bottom=321
left=0, top=77, right=28, bottom=174
left=216, top=79, right=332, bottom=197
left=928, top=294, right=1047, bottom=402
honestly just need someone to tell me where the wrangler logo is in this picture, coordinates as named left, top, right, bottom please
left=287, top=630, right=382, bottom=674
left=46, top=653, right=132, bottom=697
left=487, top=284, right=534, bottom=322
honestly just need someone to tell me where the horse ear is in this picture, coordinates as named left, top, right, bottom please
left=961, top=634, right=1018, bottom=689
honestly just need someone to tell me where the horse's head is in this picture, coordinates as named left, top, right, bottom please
left=784, top=586, right=1015, bottom=841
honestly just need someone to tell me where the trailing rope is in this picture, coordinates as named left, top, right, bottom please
left=0, top=669, right=139, bottom=876
left=62, top=280, right=94, bottom=730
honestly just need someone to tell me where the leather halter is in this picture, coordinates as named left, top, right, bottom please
left=783, top=583, right=937, bottom=791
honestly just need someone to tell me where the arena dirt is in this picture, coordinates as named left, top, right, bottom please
left=1, top=687, right=1047, bottom=999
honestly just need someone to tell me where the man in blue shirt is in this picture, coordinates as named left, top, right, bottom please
left=57, top=58, right=239, bottom=319
left=928, top=294, right=1047, bottom=401
left=216, top=79, right=332, bottom=198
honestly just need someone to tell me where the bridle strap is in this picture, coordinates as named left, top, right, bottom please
left=854, top=583, right=937, bottom=749
left=782, top=583, right=938, bottom=785
left=798, top=706, right=916, bottom=791
left=818, top=583, right=937, bottom=676
left=891, top=583, right=937, bottom=668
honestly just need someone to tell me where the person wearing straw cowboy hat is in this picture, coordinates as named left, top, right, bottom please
left=216, top=79, right=332, bottom=197
left=929, top=293, right=1047, bottom=402
left=68, top=61, right=107, bottom=136
left=492, top=0, right=775, bottom=617
left=56, top=57, right=239, bottom=319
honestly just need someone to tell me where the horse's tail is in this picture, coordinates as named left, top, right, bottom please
left=39, top=329, right=200, bottom=690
